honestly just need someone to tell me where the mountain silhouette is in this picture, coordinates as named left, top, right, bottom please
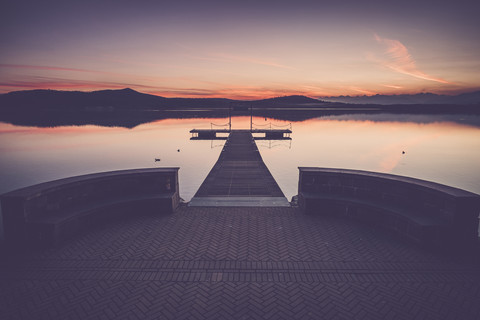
left=0, top=88, right=166, bottom=110
left=3, top=88, right=480, bottom=111
left=253, top=95, right=325, bottom=105
left=1, top=88, right=480, bottom=128
left=321, top=91, right=480, bottom=105
left=0, top=88, right=326, bottom=110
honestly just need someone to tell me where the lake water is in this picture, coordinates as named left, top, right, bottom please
left=1, top=113, right=480, bottom=238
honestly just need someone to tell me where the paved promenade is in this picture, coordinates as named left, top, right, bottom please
left=1, top=205, right=479, bottom=320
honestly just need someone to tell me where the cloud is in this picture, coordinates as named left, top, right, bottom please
left=148, top=85, right=312, bottom=100
left=381, top=84, right=403, bottom=89
left=0, top=64, right=101, bottom=74
left=374, top=34, right=450, bottom=84
left=0, top=77, right=158, bottom=91
left=0, top=63, right=149, bottom=79
left=349, top=86, right=376, bottom=95
left=0, top=76, right=310, bottom=99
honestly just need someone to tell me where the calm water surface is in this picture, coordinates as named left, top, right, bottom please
left=1, top=114, right=480, bottom=236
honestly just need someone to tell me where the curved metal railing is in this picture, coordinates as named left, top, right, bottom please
left=251, top=122, right=292, bottom=131
left=210, top=122, right=230, bottom=130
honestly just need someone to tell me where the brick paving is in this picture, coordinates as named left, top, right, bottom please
left=1, top=206, right=480, bottom=320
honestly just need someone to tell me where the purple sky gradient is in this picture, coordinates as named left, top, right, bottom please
left=1, top=0, right=479, bottom=98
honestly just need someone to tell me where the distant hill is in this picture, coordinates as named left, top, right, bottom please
left=1, top=88, right=480, bottom=128
left=0, top=88, right=326, bottom=110
left=253, top=95, right=325, bottom=105
left=321, top=91, right=480, bottom=105
left=0, top=88, right=167, bottom=110
left=1, top=88, right=479, bottom=117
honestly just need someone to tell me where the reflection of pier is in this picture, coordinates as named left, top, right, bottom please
left=189, top=130, right=290, bottom=207
left=190, top=128, right=292, bottom=140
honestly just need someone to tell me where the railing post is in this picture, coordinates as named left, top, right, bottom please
left=250, top=105, right=252, bottom=131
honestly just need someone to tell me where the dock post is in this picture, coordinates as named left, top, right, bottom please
left=250, top=105, right=253, bottom=131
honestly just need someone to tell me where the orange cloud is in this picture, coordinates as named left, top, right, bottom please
left=381, top=84, right=403, bottom=89
left=350, top=87, right=376, bottom=95
left=374, top=34, right=450, bottom=84
left=0, top=77, right=162, bottom=92
left=148, top=85, right=319, bottom=100
left=0, top=76, right=317, bottom=99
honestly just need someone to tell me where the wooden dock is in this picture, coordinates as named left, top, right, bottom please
left=189, top=130, right=290, bottom=207
left=190, top=128, right=291, bottom=140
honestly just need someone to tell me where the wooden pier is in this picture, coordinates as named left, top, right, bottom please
left=189, top=130, right=290, bottom=207
left=190, top=128, right=291, bottom=140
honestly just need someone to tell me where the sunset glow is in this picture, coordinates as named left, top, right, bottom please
left=1, top=0, right=479, bottom=99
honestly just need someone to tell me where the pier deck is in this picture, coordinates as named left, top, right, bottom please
left=190, top=128, right=291, bottom=140
left=189, top=130, right=290, bottom=207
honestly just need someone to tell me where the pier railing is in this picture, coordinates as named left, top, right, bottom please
left=190, top=126, right=292, bottom=140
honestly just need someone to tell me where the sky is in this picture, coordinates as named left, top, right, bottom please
left=1, top=0, right=480, bottom=99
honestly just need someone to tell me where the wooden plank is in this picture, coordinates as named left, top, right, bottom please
left=190, top=130, right=289, bottom=206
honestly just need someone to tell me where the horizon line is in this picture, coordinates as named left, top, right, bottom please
left=1, top=86, right=479, bottom=100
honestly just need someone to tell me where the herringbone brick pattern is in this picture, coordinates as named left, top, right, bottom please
left=1, top=206, right=479, bottom=319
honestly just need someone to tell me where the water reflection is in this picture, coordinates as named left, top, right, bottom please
left=320, top=113, right=480, bottom=128
left=1, top=114, right=479, bottom=203
left=0, top=119, right=225, bottom=199
left=261, top=116, right=480, bottom=200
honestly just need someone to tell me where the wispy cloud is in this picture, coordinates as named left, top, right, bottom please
left=0, top=77, right=159, bottom=91
left=381, top=84, right=403, bottom=89
left=0, top=75, right=371, bottom=99
left=0, top=63, right=146, bottom=79
left=374, top=34, right=450, bottom=84
left=350, top=86, right=376, bottom=95
left=0, top=77, right=308, bottom=99
left=0, top=64, right=101, bottom=74
left=148, top=85, right=312, bottom=100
